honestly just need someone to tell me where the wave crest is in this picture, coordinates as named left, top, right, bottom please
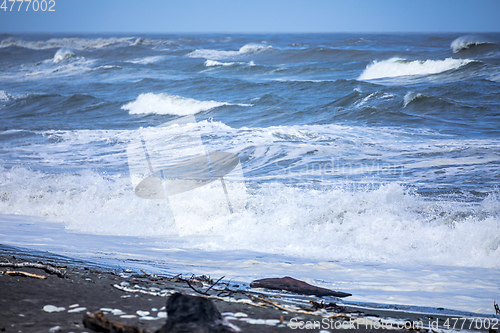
left=126, top=56, right=165, bottom=65
left=0, top=90, right=13, bottom=101
left=188, top=43, right=273, bottom=60
left=358, top=57, right=473, bottom=80
left=403, top=92, right=428, bottom=108
left=121, top=92, right=230, bottom=116
left=0, top=37, right=139, bottom=50
left=53, top=49, right=77, bottom=64
left=205, top=60, right=236, bottom=67
left=451, top=35, right=497, bottom=53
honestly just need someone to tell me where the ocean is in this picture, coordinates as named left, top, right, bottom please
left=0, top=33, right=499, bottom=316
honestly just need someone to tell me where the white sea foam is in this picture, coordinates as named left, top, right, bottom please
left=204, top=60, right=256, bottom=67
left=358, top=57, right=473, bottom=80
left=1, top=122, right=498, bottom=269
left=0, top=166, right=498, bottom=269
left=0, top=90, right=13, bottom=101
left=126, top=56, right=165, bottom=65
left=205, top=60, right=236, bottom=67
left=188, top=43, right=273, bottom=60
left=354, top=91, right=396, bottom=108
left=121, top=93, right=232, bottom=116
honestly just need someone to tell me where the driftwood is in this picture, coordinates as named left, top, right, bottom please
left=246, top=294, right=302, bottom=313
left=2, top=270, right=47, bottom=279
left=186, top=275, right=225, bottom=296
left=250, top=276, right=352, bottom=297
left=309, top=300, right=345, bottom=312
left=0, top=262, right=65, bottom=278
left=83, top=311, right=155, bottom=333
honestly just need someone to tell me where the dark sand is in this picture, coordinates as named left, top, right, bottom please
left=0, top=245, right=484, bottom=333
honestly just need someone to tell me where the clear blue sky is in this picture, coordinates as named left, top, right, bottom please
left=1, top=0, right=499, bottom=33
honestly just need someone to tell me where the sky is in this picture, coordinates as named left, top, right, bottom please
left=0, top=0, right=499, bottom=34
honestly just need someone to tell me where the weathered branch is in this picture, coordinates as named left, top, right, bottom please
left=204, top=275, right=225, bottom=294
left=245, top=294, right=303, bottom=313
left=2, top=270, right=47, bottom=279
left=0, top=262, right=65, bottom=278
left=185, top=279, right=207, bottom=295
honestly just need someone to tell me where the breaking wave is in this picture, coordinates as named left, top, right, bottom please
left=0, top=37, right=142, bottom=50
left=122, top=92, right=236, bottom=116
left=205, top=60, right=237, bottom=67
left=53, top=49, right=77, bottom=64
left=0, top=166, right=498, bottom=268
left=126, top=56, right=165, bottom=65
left=403, top=92, right=428, bottom=108
left=188, top=43, right=274, bottom=60
left=451, top=35, right=498, bottom=53
left=358, top=57, right=473, bottom=80
left=0, top=90, right=13, bottom=101
left=204, top=60, right=255, bottom=67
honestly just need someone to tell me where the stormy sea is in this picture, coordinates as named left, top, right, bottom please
left=0, top=33, right=499, bottom=315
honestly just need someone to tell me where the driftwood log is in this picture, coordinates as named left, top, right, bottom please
left=250, top=276, right=352, bottom=297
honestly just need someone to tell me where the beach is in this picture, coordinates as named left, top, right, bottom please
left=3, top=245, right=498, bottom=333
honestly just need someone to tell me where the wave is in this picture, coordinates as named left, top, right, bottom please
left=205, top=59, right=236, bottom=67
left=204, top=59, right=256, bottom=67
left=188, top=43, right=274, bottom=60
left=53, top=49, right=77, bottom=63
left=451, top=35, right=498, bottom=53
left=403, top=92, right=431, bottom=108
left=122, top=92, right=240, bottom=116
left=358, top=57, right=474, bottom=80
left=126, top=56, right=165, bottom=65
left=0, top=37, right=141, bottom=50
left=0, top=166, right=498, bottom=268
left=0, top=90, right=14, bottom=101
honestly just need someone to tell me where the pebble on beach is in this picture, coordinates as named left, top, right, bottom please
left=43, top=305, right=65, bottom=313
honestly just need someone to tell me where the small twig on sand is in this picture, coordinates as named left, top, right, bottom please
left=2, top=270, right=47, bottom=279
left=0, top=262, right=65, bottom=278
left=246, top=294, right=304, bottom=313
left=186, top=279, right=207, bottom=295
left=204, top=275, right=225, bottom=294
left=185, top=275, right=226, bottom=296
left=310, top=300, right=345, bottom=312
left=217, top=287, right=243, bottom=297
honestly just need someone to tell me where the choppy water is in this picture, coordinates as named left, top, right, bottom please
left=0, top=33, right=499, bottom=315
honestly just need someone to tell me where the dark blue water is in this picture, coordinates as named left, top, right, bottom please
left=1, top=33, right=499, bottom=194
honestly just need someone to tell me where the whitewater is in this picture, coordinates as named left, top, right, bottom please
left=0, top=33, right=499, bottom=316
